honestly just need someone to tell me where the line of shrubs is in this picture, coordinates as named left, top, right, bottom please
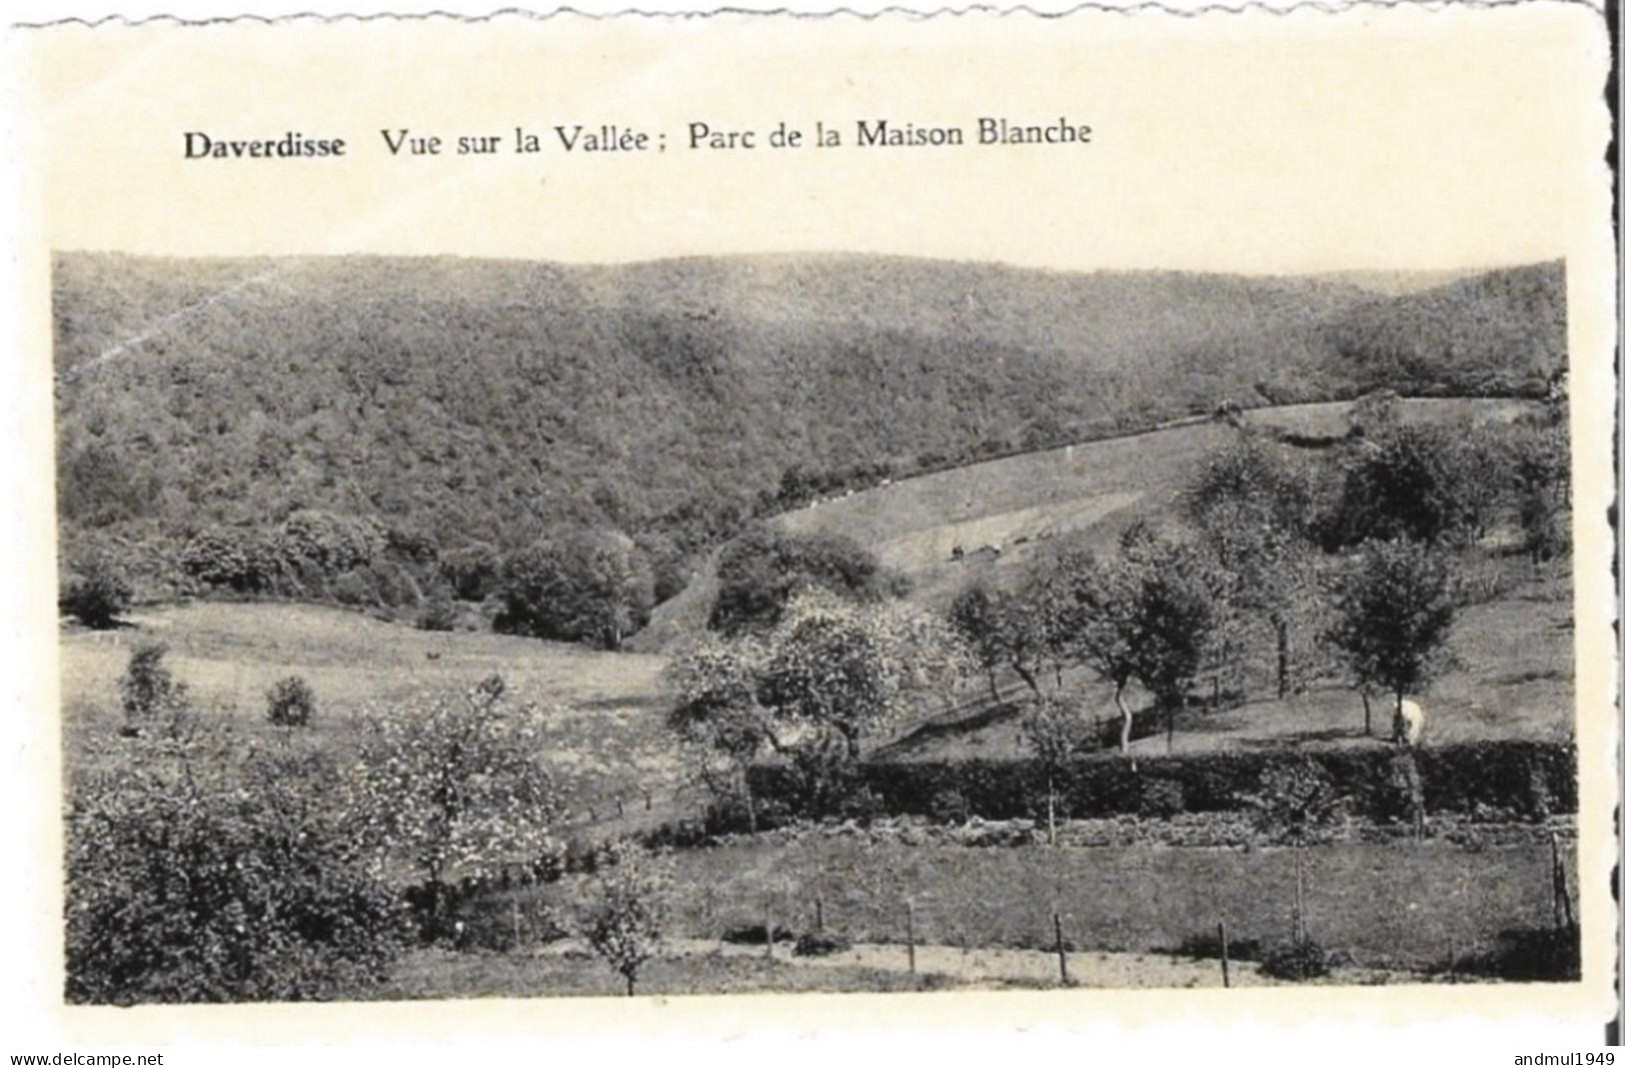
left=744, top=740, right=1575, bottom=824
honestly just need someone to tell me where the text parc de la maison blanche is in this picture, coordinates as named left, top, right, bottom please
left=180, top=118, right=1093, bottom=160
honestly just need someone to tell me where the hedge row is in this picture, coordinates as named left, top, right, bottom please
left=745, top=741, right=1575, bottom=823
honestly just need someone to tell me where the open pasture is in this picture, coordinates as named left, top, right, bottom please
left=59, top=600, right=683, bottom=809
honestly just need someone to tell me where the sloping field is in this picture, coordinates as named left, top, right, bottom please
left=59, top=601, right=682, bottom=809
left=522, top=835, right=1565, bottom=975
left=636, top=397, right=1540, bottom=646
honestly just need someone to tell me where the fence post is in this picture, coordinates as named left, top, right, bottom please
left=1218, top=921, right=1231, bottom=989
left=511, top=898, right=522, bottom=951
left=815, top=897, right=825, bottom=933
left=1053, top=912, right=1070, bottom=986
left=906, top=899, right=917, bottom=976
left=766, top=899, right=775, bottom=962
left=1550, top=832, right=1576, bottom=931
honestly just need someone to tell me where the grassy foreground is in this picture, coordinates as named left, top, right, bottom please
left=521, top=836, right=1569, bottom=974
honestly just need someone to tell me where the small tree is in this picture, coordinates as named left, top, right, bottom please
left=1508, top=421, right=1571, bottom=564
left=1185, top=437, right=1317, bottom=698
left=266, top=675, right=317, bottom=728
left=1131, top=542, right=1219, bottom=746
left=62, top=556, right=132, bottom=630
left=1054, top=552, right=1143, bottom=757
left=1051, top=533, right=1216, bottom=760
left=1248, top=758, right=1344, bottom=975
left=119, top=642, right=187, bottom=725
left=753, top=591, right=966, bottom=762
left=666, top=637, right=774, bottom=828
left=948, top=581, right=1049, bottom=701
left=1326, top=538, right=1456, bottom=742
left=1020, top=696, right=1091, bottom=844
left=581, top=841, right=674, bottom=996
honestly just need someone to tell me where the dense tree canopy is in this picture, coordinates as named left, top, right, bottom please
left=496, top=527, right=655, bottom=649
left=54, top=253, right=1563, bottom=626
left=1326, top=537, right=1457, bottom=729
left=668, top=590, right=970, bottom=810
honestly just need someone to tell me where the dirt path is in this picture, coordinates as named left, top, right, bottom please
left=535, top=938, right=1414, bottom=988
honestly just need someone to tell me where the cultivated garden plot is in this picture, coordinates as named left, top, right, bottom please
left=54, top=251, right=1580, bottom=1004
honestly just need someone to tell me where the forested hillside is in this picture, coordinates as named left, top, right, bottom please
left=53, top=252, right=1564, bottom=615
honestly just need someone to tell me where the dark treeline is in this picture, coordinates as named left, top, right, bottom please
left=54, top=253, right=1565, bottom=640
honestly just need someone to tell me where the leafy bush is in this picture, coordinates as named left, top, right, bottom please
left=329, top=571, right=375, bottom=608
left=1138, top=777, right=1187, bottom=819
left=65, top=740, right=411, bottom=1004
left=1169, top=930, right=1262, bottom=962
left=452, top=892, right=567, bottom=953
left=266, top=675, right=317, bottom=728
left=1259, top=937, right=1331, bottom=981
left=180, top=526, right=281, bottom=593
left=416, top=597, right=458, bottom=632
left=276, top=509, right=386, bottom=575
left=928, top=786, right=972, bottom=825
left=441, top=542, right=500, bottom=602
left=580, top=842, right=674, bottom=996
left=119, top=642, right=186, bottom=723
left=62, top=557, right=132, bottom=629
left=722, top=922, right=796, bottom=945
